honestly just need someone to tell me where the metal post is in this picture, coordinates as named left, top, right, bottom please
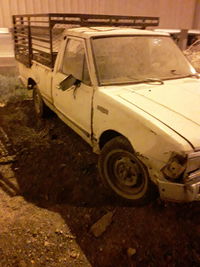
left=178, top=29, right=188, bottom=50
left=27, top=16, right=32, bottom=67
left=49, top=15, right=54, bottom=69
left=12, top=16, right=17, bottom=59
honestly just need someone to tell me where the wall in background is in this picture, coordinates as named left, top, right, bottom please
left=0, top=0, right=199, bottom=29
left=193, top=0, right=200, bottom=29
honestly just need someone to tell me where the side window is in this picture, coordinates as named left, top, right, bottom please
left=62, top=39, right=90, bottom=85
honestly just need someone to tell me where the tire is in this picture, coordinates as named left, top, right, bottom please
left=33, top=86, right=50, bottom=118
left=98, top=136, right=156, bottom=205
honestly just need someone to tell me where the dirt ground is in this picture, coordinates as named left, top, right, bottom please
left=1, top=72, right=200, bottom=267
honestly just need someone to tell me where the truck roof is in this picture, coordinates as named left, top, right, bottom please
left=64, top=27, right=169, bottom=38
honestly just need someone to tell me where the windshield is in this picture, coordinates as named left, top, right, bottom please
left=92, top=35, right=194, bottom=85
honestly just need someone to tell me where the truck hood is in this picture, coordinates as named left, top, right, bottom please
left=117, top=78, right=200, bottom=149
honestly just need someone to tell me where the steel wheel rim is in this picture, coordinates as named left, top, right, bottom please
left=104, top=149, right=148, bottom=198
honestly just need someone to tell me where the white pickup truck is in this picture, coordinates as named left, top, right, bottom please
left=13, top=14, right=200, bottom=204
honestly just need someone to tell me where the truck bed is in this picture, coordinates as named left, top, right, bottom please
left=12, top=13, right=159, bottom=69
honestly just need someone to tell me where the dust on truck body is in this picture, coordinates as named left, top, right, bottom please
left=13, top=13, right=200, bottom=204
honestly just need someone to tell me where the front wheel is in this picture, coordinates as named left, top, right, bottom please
left=98, top=136, right=156, bottom=205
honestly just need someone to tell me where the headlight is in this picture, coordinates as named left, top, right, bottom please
left=161, top=152, right=187, bottom=180
left=161, top=151, right=200, bottom=182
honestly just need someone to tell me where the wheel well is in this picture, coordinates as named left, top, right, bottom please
left=28, top=78, right=36, bottom=90
left=99, top=130, right=122, bottom=150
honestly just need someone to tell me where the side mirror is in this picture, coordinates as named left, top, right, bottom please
left=59, top=75, right=81, bottom=91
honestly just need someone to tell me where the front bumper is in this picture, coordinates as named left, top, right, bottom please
left=158, top=170, right=200, bottom=202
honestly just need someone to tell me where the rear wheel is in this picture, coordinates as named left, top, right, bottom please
left=98, top=136, right=156, bottom=205
left=33, top=86, right=50, bottom=118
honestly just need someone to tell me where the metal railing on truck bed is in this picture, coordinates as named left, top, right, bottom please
left=12, top=13, right=159, bottom=69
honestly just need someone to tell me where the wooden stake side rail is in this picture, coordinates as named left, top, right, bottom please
left=13, top=13, right=159, bottom=68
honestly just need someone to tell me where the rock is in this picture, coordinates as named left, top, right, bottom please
left=90, top=211, right=114, bottom=237
left=127, top=247, right=136, bottom=257
left=18, top=260, right=27, bottom=267
left=59, top=163, right=67, bottom=169
left=55, top=229, right=63, bottom=235
left=44, top=241, right=50, bottom=246
left=54, top=139, right=64, bottom=145
left=0, top=102, right=5, bottom=107
left=84, top=214, right=90, bottom=220
left=69, top=250, right=79, bottom=259
left=65, top=234, right=76, bottom=239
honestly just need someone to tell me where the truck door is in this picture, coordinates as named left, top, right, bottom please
left=52, top=37, right=93, bottom=140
